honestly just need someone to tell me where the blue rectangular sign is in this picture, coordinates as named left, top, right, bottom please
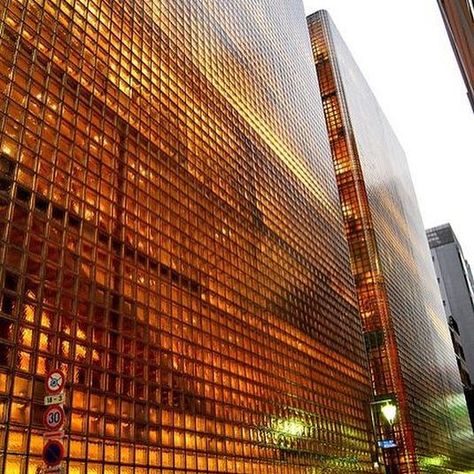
left=378, top=439, right=397, bottom=449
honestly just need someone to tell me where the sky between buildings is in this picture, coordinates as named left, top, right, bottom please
left=303, top=0, right=474, bottom=264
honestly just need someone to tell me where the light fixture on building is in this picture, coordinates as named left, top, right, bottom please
left=381, top=401, right=397, bottom=425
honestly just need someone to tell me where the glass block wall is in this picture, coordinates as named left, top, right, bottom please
left=308, top=10, right=474, bottom=473
left=0, top=0, right=377, bottom=472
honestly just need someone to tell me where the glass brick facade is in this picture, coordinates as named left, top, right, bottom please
left=308, top=10, right=474, bottom=473
left=0, top=0, right=377, bottom=472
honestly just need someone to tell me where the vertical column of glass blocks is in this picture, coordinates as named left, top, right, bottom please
left=308, top=10, right=474, bottom=473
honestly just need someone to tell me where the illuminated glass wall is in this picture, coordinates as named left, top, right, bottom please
left=0, top=0, right=377, bottom=472
left=308, top=10, right=474, bottom=473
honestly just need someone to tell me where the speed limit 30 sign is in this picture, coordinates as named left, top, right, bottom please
left=43, top=405, right=65, bottom=431
left=43, top=368, right=66, bottom=471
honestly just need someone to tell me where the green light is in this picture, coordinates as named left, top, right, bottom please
left=381, top=402, right=397, bottom=425
left=420, top=454, right=448, bottom=468
left=273, top=417, right=305, bottom=437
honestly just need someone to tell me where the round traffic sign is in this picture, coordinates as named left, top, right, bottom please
left=45, top=370, right=65, bottom=394
left=43, top=439, right=64, bottom=466
left=43, top=405, right=65, bottom=430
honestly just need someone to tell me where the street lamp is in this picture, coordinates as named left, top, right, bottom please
left=381, top=401, right=397, bottom=425
left=369, top=395, right=398, bottom=470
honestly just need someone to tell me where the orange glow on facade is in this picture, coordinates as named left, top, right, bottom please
left=308, top=10, right=474, bottom=473
left=0, top=0, right=377, bottom=472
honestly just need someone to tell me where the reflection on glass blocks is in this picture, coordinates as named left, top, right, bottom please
left=0, top=0, right=376, bottom=472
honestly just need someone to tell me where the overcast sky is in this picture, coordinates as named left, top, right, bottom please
left=302, top=0, right=474, bottom=263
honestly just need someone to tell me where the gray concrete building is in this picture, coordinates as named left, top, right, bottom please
left=427, top=223, right=474, bottom=426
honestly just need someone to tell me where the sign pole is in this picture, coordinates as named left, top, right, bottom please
left=43, top=369, right=66, bottom=472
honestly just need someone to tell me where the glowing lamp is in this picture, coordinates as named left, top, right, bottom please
left=381, top=402, right=397, bottom=425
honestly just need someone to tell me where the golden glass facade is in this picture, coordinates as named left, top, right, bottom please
left=308, top=10, right=474, bottom=473
left=0, top=0, right=378, bottom=472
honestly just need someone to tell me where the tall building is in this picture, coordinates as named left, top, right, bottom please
left=308, top=10, right=474, bottom=473
left=0, top=0, right=379, bottom=472
left=437, top=0, right=474, bottom=112
left=427, top=223, right=474, bottom=426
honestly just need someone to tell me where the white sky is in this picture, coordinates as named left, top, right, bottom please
left=302, top=0, right=474, bottom=263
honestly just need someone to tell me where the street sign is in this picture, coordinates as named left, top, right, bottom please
left=43, top=439, right=64, bottom=466
left=43, top=430, right=65, bottom=440
left=44, top=393, right=66, bottom=406
left=45, top=370, right=65, bottom=395
left=378, top=439, right=397, bottom=449
left=43, top=405, right=65, bottom=430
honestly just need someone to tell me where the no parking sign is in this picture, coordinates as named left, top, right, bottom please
left=43, top=368, right=67, bottom=471
left=43, top=439, right=64, bottom=466
left=45, top=370, right=65, bottom=395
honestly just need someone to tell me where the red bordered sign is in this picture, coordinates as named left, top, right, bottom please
left=43, top=405, right=65, bottom=430
left=43, top=439, right=64, bottom=466
left=45, top=370, right=65, bottom=395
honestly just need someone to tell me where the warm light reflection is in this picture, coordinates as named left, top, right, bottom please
left=308, top=9, right=474, bottom=473
left=0, top=0, right=376, bottom=472
left=272, top=417, right=306, bottom=438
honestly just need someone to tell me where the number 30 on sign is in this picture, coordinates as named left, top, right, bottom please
left=43, top=405, right=65, bottom=431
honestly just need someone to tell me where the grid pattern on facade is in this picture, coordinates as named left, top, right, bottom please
left=308, top=10, right=474, bottom=474
left=0, top=0, right=376, bottom=472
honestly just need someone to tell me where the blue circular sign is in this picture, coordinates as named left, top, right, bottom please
left=43, top=440, right=64, bottom=466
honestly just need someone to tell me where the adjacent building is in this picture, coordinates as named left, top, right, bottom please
left=427, top=223, right=474, bottom=426
left=437, top=0, right=474, bottom=111
left=0, top=0, right=379, bottom=472
left=308, top=10, right=474, bottom=473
